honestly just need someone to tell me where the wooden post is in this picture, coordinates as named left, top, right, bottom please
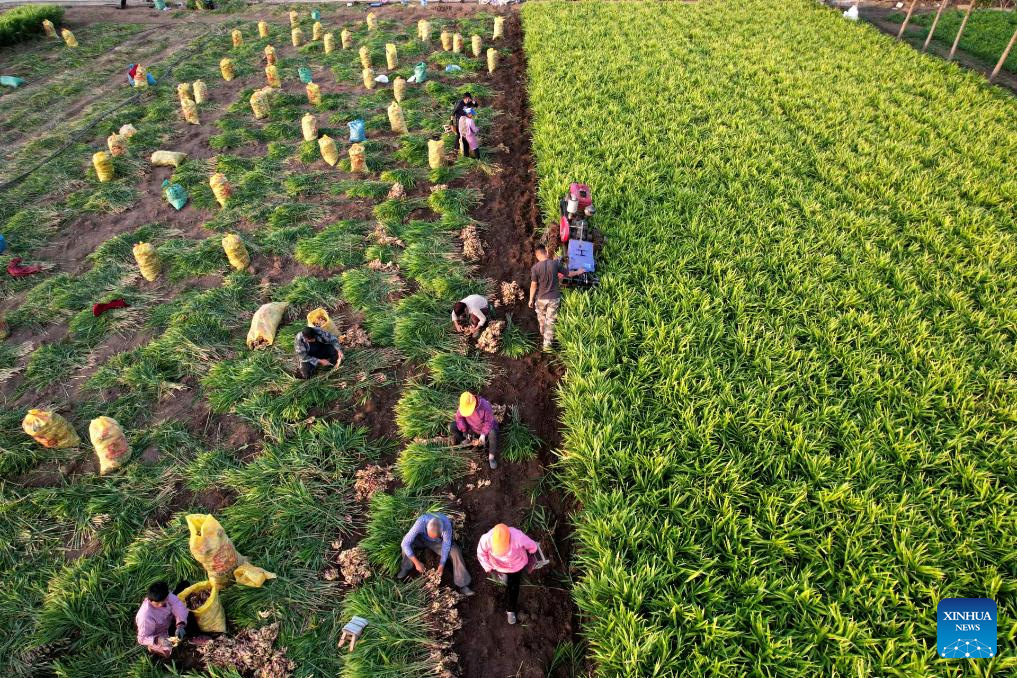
left=989, top=24, right=1017, bottom=82
left=948, top=1, right=977, bottom=61
left=898, top=0, right=920, bottom=40
left=923, top=0, right=952, bottom=52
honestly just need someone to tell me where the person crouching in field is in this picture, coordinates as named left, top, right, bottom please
left=476, top=524, right=540, bottom=625
left=452, top=293, right=490, bottom=338
left=398, top=512, right=474, bottom=596
left=135, top=581, right=189, bottom=658
left=451, top=391, right=498, bottom=469
left=295, top=326, right=343, bottom=379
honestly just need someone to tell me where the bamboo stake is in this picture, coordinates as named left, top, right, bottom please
left=948, top=1, right=977, bottom=61
left=989, top=24, right=1017, bottom=82
left=923, top=0, right=951, bottom=52
left=898, top=0, right=920, bottom=40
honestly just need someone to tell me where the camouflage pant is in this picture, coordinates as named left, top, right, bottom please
left=535, top=298, right=560, bottom=349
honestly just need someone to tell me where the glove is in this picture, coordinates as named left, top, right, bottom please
left=175, top=625, right=186, bottom=641
left=479, top=434, right=486, bottom=445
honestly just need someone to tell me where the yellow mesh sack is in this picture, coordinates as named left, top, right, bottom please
left=43, top=19, right=56, bottom=37
left=307, top=307, right=339, bottom=335
left=231, top=29, right=242, bottom=48
left=471, top=35, right=482, bottom=57
left=221, top=233, right=249, bottom=270
left=209, top=173, right=232, bottom=208
left=187, top=514, right=241, bottom=587
left=359, top=46, right=371, bottom=69
left=107, top=133, right=127, bottom=157
left=362, top=67, right=375, bottom=90
left=133, top=65, right=149, bottom=89
left=385, top=43, right=398, bottom=70
left=349, top=143, right=366, bottom=173
left=387, top=101, right=407, bottom=134
left=151, top=150, right=187, bottom=167
left=428, top=138, right=444, bottom=169
left=393, top=76, right=406, bottom=103
left=250, top=88, right=271, bottom=119
left=61, top=29, right=77, bottom=48
left=366, top=12, right=377, bottom=30
left=177, top=82, right=192, bottom=104
left=318, top=134, right=339, bottom=167
left=324, top=32, right=335, bottom=54
left=89, top=416, right=130, bottom=475
left=92, top=151, right=114, bottom=182
left=494, top=16, right=505, bottom=39
left=418, top=19, right=430, bottom=42
left=291, top=27, right=304, bottom=47
left=289, top=10, right=298, bottom=27
left=178, top=582, right=226, bottom=632
left=119, top=123, right=138, bottom=138
left=258, top=20, right=268, bottom=38
left=265, top=64, right=281, bottom=88
left=181, top=98, right=200, bottom=125
left=264, top=44, right=276, bottom=65
left=133, top=242, right=161, bottom=281
left=487, top=48, right=498, bottom=74
left=312, top=21, right=323, bottom=41
left=234, top=563, right=277, bottom=588
left=306, top=82, right=321, bottom=107
left=193, top=80, right=208, bottom=104
left=453, top=33, right=463, bottom=54
left=247, top=302, right=289, bottom=348
left=440, top=31, right=451, bottom=51
left=23, top=409, right=80, bottom=449
left=301, top=113, right=318, bottom=142
left=220, top=58, right=235, bottom=81
left=341, top=28, right=352, bottom=49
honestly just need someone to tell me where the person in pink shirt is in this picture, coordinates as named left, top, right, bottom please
left=476, top=523, right=540, bottom=624
left=135, top=581, right=189, bottom=658
left=457, top=107, right=480, bottom=159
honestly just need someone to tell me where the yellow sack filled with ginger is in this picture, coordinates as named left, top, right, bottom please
left=43, top=19, right=56, bottom=38
left=362, top=67, right=374, bottom=90
left=107, top=133, right=126, bottom=157
left=23, top=409, right=80, bottom=449
left=178, top=581, right=226, bottom=632
left=120, top=123, right=138, bottom=138
left=133, top=65, right=149, bottom=89
left=291, top=27, right=304, bottom=47
left=250, top=87, right=271, bottom=119
left=388, top=101, right=407, bottom=134
left=487, top=48, right=498, bottom=74
left=234, top=563, right=277, bottom=588
left=209, top=173, right=232, bottom=208
left=187, top=514, right=240, bottom=587
left=89, top=416, right=130, bottom=475
left=181, top=98, right=200, bottom=125
left=307, top=307, right=339, bottom=336
left=247, top=302, right=289, bottom=349
left=341, top=28, right=352, bottom=49
left=221, top=233, right=249, bottom=270
left=471, top=35, right=482, bottom=58
left=318, top=134, right=339, bottom=167
left=393, top=76, right=406, bottom=103
left=258, top=20, right=268, bottom=38
left=349, top=143, right=366, bottom=173
left=358, top=45, right=371, bottom=69
left=231, top=29, right=243, bottom=48
left=453, top=33, right=463, bottom=54
left=177, top=82, right=193, bottom=104
left=306, top=82, right=321, bottom=107
left=61, top=28, right=77, bottom=48
left=193, top=80, right=208, bottom=104
left=289, top=10, right=298, bottom=26
left=92, top=152, right=114, bottom=182
left=324, top=32, right=335, bottom=54
left=366, top=12, right=377, bottom=30
left=133, top=242, right=161, bottom=281
left=440, top=31, right=451, bottom=51
left=264, top=44, right=276, bottom=65
left=301, top=113, right=318, bottom=142
left=220, top=58, right=235, bottom=81
left=312, top=21, right=323, bottom=41
left=428, top=138, right=444, bottom=170
left=494, top=16, right=505, bottom=40
left=385, top=43, right=398, bottom=70
left=418, top=19, right=430, bottom=42
left=151, top=150, right=187, bottom=167
left=265, top=64, right=280, bottom=88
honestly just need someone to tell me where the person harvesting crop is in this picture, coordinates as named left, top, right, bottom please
left=476, top=524, right=540, bottom=625
left=458, top=108, right=480, bottom=159
left=529, top=245, right=585, bottom=351
left=295, top=326, right=343, bottom=379
left=452, top=293, right=490, bottom=337
left=451, top=92, right=477, bottom=150
left=135, top=581, right=189, bottom=658
left=398, top=513, right=474, bottom=596
left=451, top=391, right=498, bottom=469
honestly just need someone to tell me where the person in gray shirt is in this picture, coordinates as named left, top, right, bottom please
left=528, top=245, right=585, bottom=351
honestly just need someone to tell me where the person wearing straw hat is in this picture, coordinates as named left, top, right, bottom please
left=450, top=391, right=498, bottom=469
left=476, top=524, right=540, bottom=625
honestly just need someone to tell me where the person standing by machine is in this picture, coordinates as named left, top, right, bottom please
left=528, top=246, right=585, bottom=351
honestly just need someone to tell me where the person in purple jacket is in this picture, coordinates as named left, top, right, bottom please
left=451, top=391, right=499, bottom=469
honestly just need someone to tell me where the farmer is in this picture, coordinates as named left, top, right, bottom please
left=451, top=92, right=477, bottom=149
left=458, top=107, right=480, bottom=159
left=135, top=581, right=189, bottom=658
left=452, top=293, right=490, bottom=336
left=397, top=512, right=474, bottom=596
left=295, top=326, right=344, bottom=379
left=476, top=524, right=540, bottom=625
left=529, top=245, right=585, bottom=351
left=451, top=391, right=498, bottom=469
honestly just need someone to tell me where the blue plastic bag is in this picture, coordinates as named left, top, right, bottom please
left=415, top=62, right=429, bottom=82
left=0, top=234, right=7, bottom=254
left=443, top=64, right=461, bottom=73
left=162, top=180, right=188, bottom=211
left=311, top=9, right=320, bottom=20
left=0, top=75, right=25, bottom=88
left=348, top=119, right=365, bottom=143
left=298, top=66, right=313, bottom=84
left=154, top=0, right=166, bottom=9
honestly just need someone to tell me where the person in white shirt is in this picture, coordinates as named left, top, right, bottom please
left=452, top=294, right=489, bottom=337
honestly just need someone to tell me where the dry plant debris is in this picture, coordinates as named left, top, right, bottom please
left=372, top=222, right=404, bottom=247
left=341, top=325, right=372, bottom=348
left=493, top=280, right=525, bottom=308
left=367, top=258, right=400, bottom=273
left=354, top=464, right=393, bottom=503
left=491, top=403, right=508, bottom=424
left=335, top=546, right=372, bottom=586
left=476, top=320, right=505, bottom=354
left=460, top=224, right=484, bottom=261
left=200, top=622, right=295, bottom=678
left=421, top=568, right=464, bottom=678
left=387, top=182, right=406, bottom=199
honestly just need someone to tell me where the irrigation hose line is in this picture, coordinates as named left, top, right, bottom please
left=0, top=21, right=232, bottom=193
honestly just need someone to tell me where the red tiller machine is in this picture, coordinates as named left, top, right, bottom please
left=558, top=183, right=599, bottom=288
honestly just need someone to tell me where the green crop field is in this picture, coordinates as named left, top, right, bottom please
left=524, top=0, right=1017, bottom=675
left=901, top=8, right=1017, bottom=73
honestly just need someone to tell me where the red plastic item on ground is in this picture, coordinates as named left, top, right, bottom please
left=92, top=299, right=129, bottom=317
left=7, top=257, right=42, bottom=277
